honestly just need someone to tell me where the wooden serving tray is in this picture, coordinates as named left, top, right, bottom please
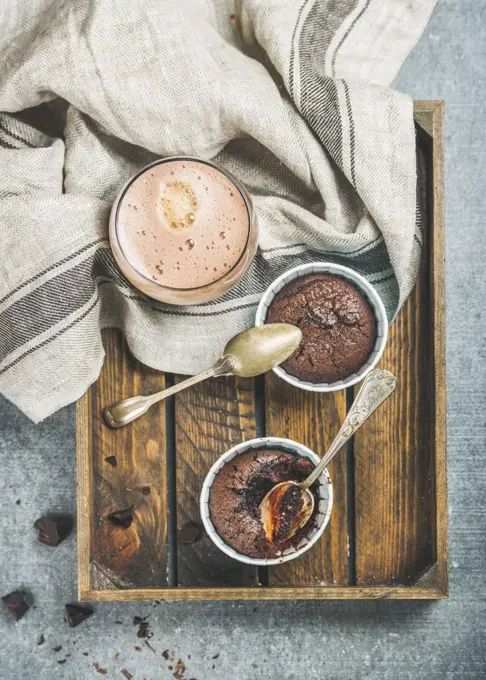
left=76, top=101, right=446, bottom=601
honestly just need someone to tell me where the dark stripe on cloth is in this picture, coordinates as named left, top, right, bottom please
left=0, top=238, right=395, bottom=366
left=293, top=0, right=358, bottom=168
left=343, top=80, right=357, bottom=185
left=0, top=293, right=101, bottom=377
left=0, top=120, right=37, bottom=149
left=0, top=237, right=108, bottom=306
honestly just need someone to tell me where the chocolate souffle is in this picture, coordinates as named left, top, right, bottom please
left=266, top=273, right=376, bottom=383
left=209, top=448, right=320, bottom=559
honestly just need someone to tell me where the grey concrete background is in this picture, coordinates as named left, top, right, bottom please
left=1, top=1, right=485, bottom=678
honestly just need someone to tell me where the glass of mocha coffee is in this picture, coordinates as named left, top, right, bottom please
left=109, top=157, right=258, bottom=305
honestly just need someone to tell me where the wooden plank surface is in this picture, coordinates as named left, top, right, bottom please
left=353, top=258, right=435, bottom=584
left=174, top=375, right=258, bottom=586
left=265, top=374, right=349, bottom=586
left=78, top=329, right=169, bottom=590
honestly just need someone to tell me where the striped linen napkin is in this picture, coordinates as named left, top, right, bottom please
left=0, top=0, right=436, bottom=421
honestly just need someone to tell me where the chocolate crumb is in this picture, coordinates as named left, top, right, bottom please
left=1, top=591, right=29, bottom=620
left=94, top=663, right=108, bottom=675
left=138, top=486, right=151, bottom=495
left=162, top=650, right=170, bottom=660
left=34, top=515, right=73, bottom=547
left=177, top=520, right=203, bottom=544
left=168, top=666, right=173, bottom=671
left=133, top=616, right=152, bottom=639
left=133, top=615, right=148, bottom=624
left=83, top=652, right=89, bottom=657
left=15, top=499, right=21, bottom=505
left=37, top=634, right=45, bottom=646
left=121, top=670, right=133, bottom=680
left=108, top=506, right=135, bottom=528
left=134, top=646, right=142, bottom=652
left=53, top=645, right=62, bottom=652
left=174, top=659, right=186, bottom=679
left=105, top=455, right=118, bottom=467
left=212, top=653, right=220, bottom=659
left=65, top=603, right=93, bottom=628
left=114, top=620, right=123, bottom=624
left=65, top=654, right=71, bottom=658
left=114, top=653, right=120, bottom=659
left=57, top=659, right=66, bottom=665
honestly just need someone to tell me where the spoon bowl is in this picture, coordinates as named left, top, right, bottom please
left=260, top=480, right=315, bottom=544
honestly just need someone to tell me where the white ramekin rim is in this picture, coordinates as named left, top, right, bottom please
left=255, top=262, right=389, bottom=392
left=200, top=436, right=333, bottom=566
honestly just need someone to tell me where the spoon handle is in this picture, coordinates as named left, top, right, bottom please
left=103, top=355, right=236, bottom=428
left=302, top=368, right=397, bottom=488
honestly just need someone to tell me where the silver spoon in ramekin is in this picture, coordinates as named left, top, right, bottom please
left=260, top=368, right=397, bottom=544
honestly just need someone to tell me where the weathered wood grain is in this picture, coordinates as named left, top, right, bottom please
left=265, top=373, right=349, bottom=586
left=174, top=375, right=258, bottom=586
left=353, top=255, right=435, bottom=584
left=80, top=585, right=447, bottom=601
left=78, top=329, right=169, bottom=590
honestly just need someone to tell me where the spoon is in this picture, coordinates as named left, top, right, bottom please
left=103, top=323, right=302, bottom=428
left=260, top=368, right=397, bottom=544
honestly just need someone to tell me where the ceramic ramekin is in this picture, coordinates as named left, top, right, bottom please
left=254, top=262, right=388, bottom=392
left=200, top=437, right=333, bottom=566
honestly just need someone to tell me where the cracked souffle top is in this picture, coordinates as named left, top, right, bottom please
left=266, top=273, right=377, bottom=383
left=209, top=448, right=319, bottom=559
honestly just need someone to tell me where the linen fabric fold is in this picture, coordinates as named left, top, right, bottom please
left=0, top=0, right=436, bottom=421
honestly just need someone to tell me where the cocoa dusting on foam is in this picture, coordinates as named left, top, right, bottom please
left=209, top=448, right=320, bottom=559
left=117, top=160, right=249, bottom=289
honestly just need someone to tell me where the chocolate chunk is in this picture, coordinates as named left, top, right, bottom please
left=174, top=659, right=186, bottom=680
left=37, top=634, right=45, bottom=645
left=34, top=515, right=73, bottom=546
left=121, top=670, right=133, bottom=680
left=133, top=615, right=152, bottom=639
left=137, top=621, right=151, bottom=638
left=177, top=520, right=202, bottom=544
left=2, top=591, right=29, bottom=620
left=105, top=456, right=117, bottom=467
left=107, top=506, right=134, bottom=528
left=65, top=604, right=93, bottom=628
